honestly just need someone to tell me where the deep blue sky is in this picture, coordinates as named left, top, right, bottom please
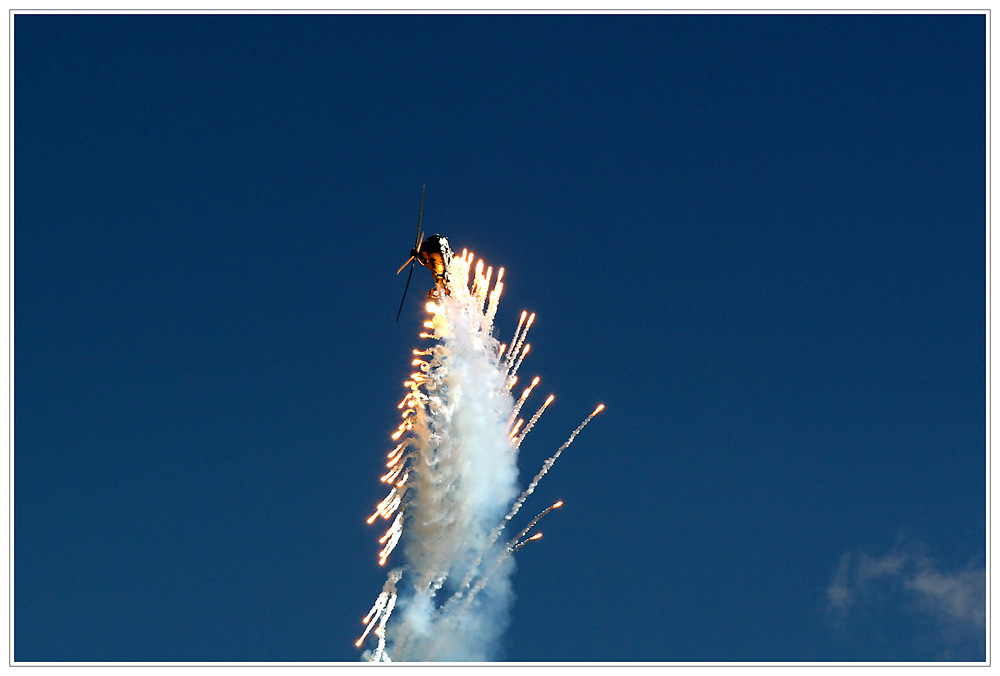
left=14, top=13, right=986, bottom=662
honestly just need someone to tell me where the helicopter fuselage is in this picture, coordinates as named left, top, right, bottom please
left=412, top=234, right=452, bottom=288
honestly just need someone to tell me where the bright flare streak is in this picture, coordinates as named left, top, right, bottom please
left=387, top=445, right=405, bottom=463
left=379, top=512, right=403, bottom=544
left=471, top=259, right=485, bottom=300
left=486, top=278, right=504, bottom=323
left=514, top=393, right=554, bottom=447
left=363, top=592, right=388, bottom=624
left=509, top=376, right=540, bottom=428
left=506, top=312, right=535, bottom=376
left=507, top=500, right=564, bottom=554
left=381, top=463, right=404, bottom=484
left=356, top=592, right=389, bottom=646
left=371, top=593, right=397, bottom=661
left=507, top=376, right=541, bottom=423
left=379, top=514, right=404, bottom=565
left=479, top=265, right=493, bottom=314
left=367, top=488, right=402, bottom=525
left=508, top=343, right=531, bottom=383
left=505, top=311, right=528, bottom=369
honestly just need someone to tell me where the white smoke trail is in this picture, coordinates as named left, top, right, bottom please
left=514, top=393, right=555, bottom=448
left=357, top=249, right=602, bottom=662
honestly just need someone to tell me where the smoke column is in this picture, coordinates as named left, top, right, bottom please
left=357, top=249, right=602, bottom=662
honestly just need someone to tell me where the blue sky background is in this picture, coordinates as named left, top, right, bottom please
left=14, top=12, right=986, bottom=662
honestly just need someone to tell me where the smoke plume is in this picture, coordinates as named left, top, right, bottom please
left=357, top=251, right=600, bottom=661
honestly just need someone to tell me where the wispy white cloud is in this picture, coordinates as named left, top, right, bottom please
left=905, top=565, right=986, bottom=630
left=826, top=538, right=985, bottom=659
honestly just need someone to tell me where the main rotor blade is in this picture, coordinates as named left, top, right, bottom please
left=396, top=260, right=416, bottom=322
left=396, top=256, right=415, bottom=275
left=414, top=184, right=426, bottom=249
left=416, top=231, right=425, bottom=253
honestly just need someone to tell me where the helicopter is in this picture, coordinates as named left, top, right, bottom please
left=396, top=185, right=453, bottom=321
